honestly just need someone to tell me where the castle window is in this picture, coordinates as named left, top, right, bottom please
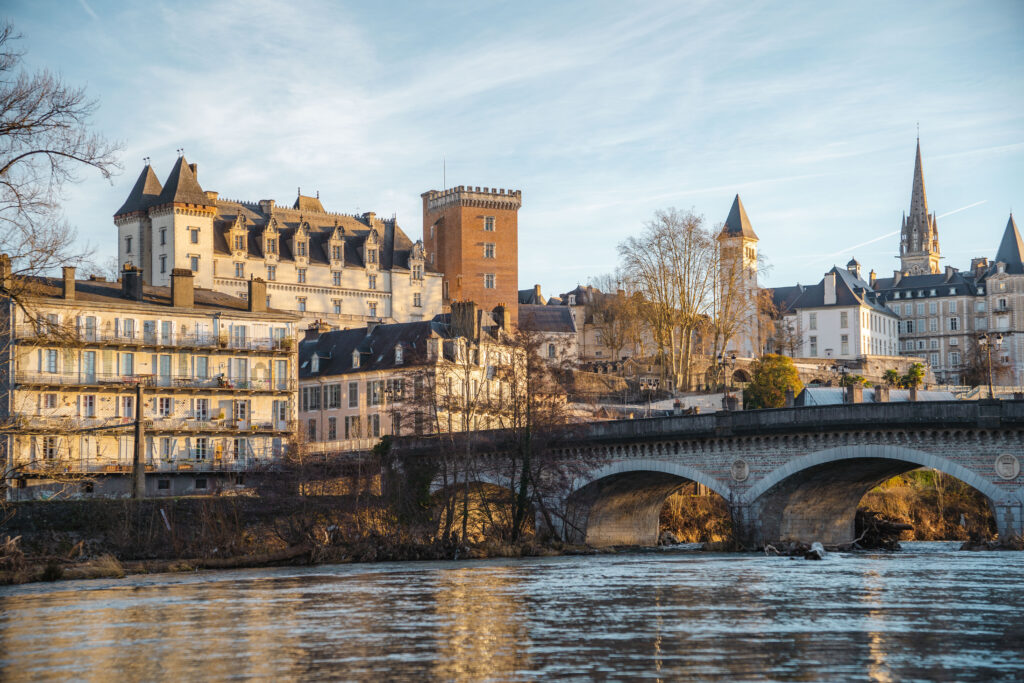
left=368, top=302, right=377, bottom=317
left=190, top=256, right=199, bottom=272
left=368, top=275, right=377, bottom=290
left=412, top=264, right=423, bottom=280
left=234, top=262, right=244, bottom=278
left=234, top=235, right=245, bottom=251
left=332, top=272, right=341, bottom=286
left=413, top=292, right=422, bottom=308
left=484, top=243, right=495, bottom=259
left=297, top=297, right=306, bottom=312
left=266, top=238, right=277, bottom=254
left=267, top=265, right=276, bottom=281
left=297, top=268, right=306, bottom=283
left=484, top=273, right=495, bottom=289
left=332, top=300, right=341, bottom=315
left=297, top=241, right=307, bottom=257
left=159, top=255, right=166, bottom=273
left=160, top=228, right=166, bottom=245
left=190, top=228, right=199, bottom=244
left=367, top=249, right=377, bottom=264
left=484, top=216, right=495, bottom=232
left=331, top=245, right=342, bottom=260
left=125, top=236, right=132, bottom=254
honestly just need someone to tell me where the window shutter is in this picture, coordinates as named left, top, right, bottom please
left=178, top=352, right=188, bottom=376
left=102, top=350, right=114, bottom=374
left=62, top=350, right=73, bottom=374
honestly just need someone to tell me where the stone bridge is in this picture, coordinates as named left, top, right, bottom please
left=393, top=400, right=1024, bottom=547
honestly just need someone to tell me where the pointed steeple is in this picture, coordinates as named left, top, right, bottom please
left=155, top=155, right=212, bottom=207
left=721, top=194, right=758, bottom=240
left=899, top=138, right=940, bottom=274
left=994, top=214, right=1024, bottom=273
left=114, top=164, right=163, bottom=216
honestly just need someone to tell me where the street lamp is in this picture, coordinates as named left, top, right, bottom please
left=978, top=332, right=1004, bottom=399
left=717, top=351, right=737, bottom=394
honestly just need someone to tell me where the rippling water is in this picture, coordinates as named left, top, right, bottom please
left=1, top=542, right=1022, bottom=681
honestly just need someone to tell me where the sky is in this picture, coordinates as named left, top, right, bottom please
left=7, top=0, right=1024, bottom=295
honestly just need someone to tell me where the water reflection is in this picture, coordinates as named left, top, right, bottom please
left=0, top=543, right=1022, bottom=681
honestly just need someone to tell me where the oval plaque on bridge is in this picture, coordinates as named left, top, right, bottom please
left=731, top=459, right=749, bottom=482
left=995, top=454, right=1021, bottom=481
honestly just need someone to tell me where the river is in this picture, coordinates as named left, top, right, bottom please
left=0, top=542, right=1022, bottom=681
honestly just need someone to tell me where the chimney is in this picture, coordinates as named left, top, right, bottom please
left=247, top=276, right=267, bottom=312
left=945, top=265, right=956, bottom=282
left=823, top=271, right=837, bottom=305
left=892, top=270, right=902, bottom=286
left=121, top=264, right=144, bottom=301
left=62, top=266, right=76, bottom=300
left=493, top=304, right=512, bottom=332
left=188, top=163, right=197, bottom=178
left=170, top=268, right=194, bottom=308
left=258, top=199, right=275, bottom=214
left=869, top=269, right=877, bottom=287
left=451, top=300, right=481, bottom=342
left=533, top=284, right=542, bottom=300
left=362, top=211, right=376, bottom=225
left=366, top=319, right=381, bottom=335
left=304, top=320, right=330, bottom=341
left=0, top=253, right=11, bottom=291
left=204, top=190, right=219, bottom=203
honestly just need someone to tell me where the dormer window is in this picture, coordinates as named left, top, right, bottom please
left=412, top=264, right=423, bottom=280
left=297, top=241, right=307, bottom=257
left=568, top=294, right=576, bottom=306
left=979, top=287, right=985, bottom=295
left=266, top=238, right=277, bottom=255
left=395, top=345, right=403, bottom=365
left=311, top=353, right=319, bottom=373
left=352, top=350, right=360, bottom=369
left=367, top=248, right=377, bottom=264
left=234, top=235, right=245, bottom=252
left=331, top=245, right=343, bottom=261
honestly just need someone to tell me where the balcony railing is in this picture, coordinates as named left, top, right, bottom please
left=16, top=455, right=277, bottom=475
left=16, top=372, right=295, bottom=391
left=15, top=326, right=295, bottom=353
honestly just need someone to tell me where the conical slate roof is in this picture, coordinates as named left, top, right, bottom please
left=995, top=214, right=1024, bottom=274
left=155, top=156, right=211, bottom=207
left=721, top=194, right=758, bottom=240
left=114, top=164, right=163, bottom=216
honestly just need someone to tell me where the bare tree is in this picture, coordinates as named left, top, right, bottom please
left=0, top=20, right=121, bottom=316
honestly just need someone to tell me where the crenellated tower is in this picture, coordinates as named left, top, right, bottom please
left=899, top=139, right=941, bottom=275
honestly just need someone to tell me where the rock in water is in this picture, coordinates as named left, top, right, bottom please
left=659, top=531, right=680, bottom=546
left=804, top=542, right=826, bottom=560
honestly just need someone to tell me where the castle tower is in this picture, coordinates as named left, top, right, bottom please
left=899, top=139, right=941, bottom=275
left=717, top=194, right=759, bottom=357
left=422, top=185, right=522, bottom=321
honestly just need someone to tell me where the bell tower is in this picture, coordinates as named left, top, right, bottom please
left=899, top=139, right=941, bottom=275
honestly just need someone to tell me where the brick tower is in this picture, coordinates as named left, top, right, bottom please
left=422, top=185, right=522, bottom=320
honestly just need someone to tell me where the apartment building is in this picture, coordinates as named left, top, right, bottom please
left=2, top=262, right=299, bottom=499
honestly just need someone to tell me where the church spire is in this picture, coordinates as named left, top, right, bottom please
left=899, top=138, right=941, bottom=275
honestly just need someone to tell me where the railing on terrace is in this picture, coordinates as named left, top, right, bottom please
left=16, top=456, right=277, bottom=475
left=305, top=438, right=382, bottom=454
left=16, top=372, right=295, bottom=391
left=9, top=416, right=295, bottom=434
left=14, top=326, right=295, bottom=352
left=148, top=418, right=293, bottom=433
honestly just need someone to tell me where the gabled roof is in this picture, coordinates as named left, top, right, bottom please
left=772, top=266, right=893, bottom=315
left=115, top=164, right=163, bottom=216
left=155, top=156, right=212, bottom=207
left=294, top=194, right=326, bottom=213
left=720, top=194, right=758, bottom=240
left=993, top=214, right=1024, bottom=275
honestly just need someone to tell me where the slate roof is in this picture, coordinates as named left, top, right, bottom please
left=518, top=304, right=576, bottom=334
left=770, top=266, right=893, bottom=316
left=720, top=194, right=758, bottom=240
left=154, top=156, right=212, bottom=207
left=24, top=275, right=295, bottom=316
left=993, top=214, right=1024, bottom=275
left=518, top=287, right=546, bottom=305
left=294, top=194, right=326, bottom=213
left=114, top=165, right=163, bottom=216
left=299, top=320, right=449, bottom=378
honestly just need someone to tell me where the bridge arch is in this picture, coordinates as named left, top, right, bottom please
left=742, top=444, right=1009, bottom=547
left=564, top=460, right=731, bottom=547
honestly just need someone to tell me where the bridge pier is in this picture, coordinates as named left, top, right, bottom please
left=994, top=501, right=1023, bottom=540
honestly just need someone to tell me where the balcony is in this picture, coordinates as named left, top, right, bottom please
left=148, top=418, right=293, bottom=434
left=15, top=455, right=278, bottom=475
left=15, top=326, right=295, bottom=353
left=16, top=372, right=295, bottom=392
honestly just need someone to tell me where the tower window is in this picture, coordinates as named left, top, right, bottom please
left=413, top=292, right=422, bottom=307
left=484, top=273, right=495, bottom=289
left=484, top=216, right=495, bottom=232
left=190, top=228, right=199, bottom=244
left=484, top=243, right=495, bottom=259
left=332, top=271, right=341, bottom=286
left=159, top=255, right=166, bottom=273
left=160, top=227, right=166, bottom=245
left=190, top=256, right=199, bottom=272
left=125, top=236, right=132, bottom=254
left=297, top=268, right=306, bottom=283
left=368, top=275, right=376, bottom=290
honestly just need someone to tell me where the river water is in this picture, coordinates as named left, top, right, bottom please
left=0, top=542, right=1022, bottom=681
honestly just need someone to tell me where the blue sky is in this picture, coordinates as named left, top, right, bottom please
left=8, top=0, right=1024, bottom=294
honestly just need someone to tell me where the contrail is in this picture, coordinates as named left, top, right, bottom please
left=937, top=200, right=986, bottom=219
